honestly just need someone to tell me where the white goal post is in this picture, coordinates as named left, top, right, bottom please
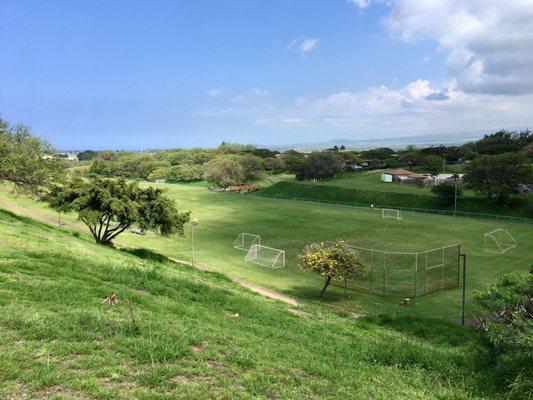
left=382, top=208, right=402, bottom=220
left=234, top=233, right=261, bottom=251
left=484, top=229, right=517, bottom=253
left=245, top=244, right=286, bottom=269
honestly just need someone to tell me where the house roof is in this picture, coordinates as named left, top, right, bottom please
left=383, top=169, right=415, bottom=176
left=384, top=169, right=426, bottom=179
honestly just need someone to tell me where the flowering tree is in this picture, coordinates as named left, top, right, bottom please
left=298, top=240, right=367, bottom=298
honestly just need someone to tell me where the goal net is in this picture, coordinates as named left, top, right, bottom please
left=245, top=244, right=285, bottom=269
left=382, top=208, right=401, bottom=220
left=484, top=229, right=517, bottom=253
left=234, top=233, right=261, bottom=251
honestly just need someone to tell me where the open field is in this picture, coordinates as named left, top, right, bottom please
left=257, top=174, right=533, bottom=218
left=1, top=182, right=531, bottom=321
left=0, top=207, right=507, bottom=399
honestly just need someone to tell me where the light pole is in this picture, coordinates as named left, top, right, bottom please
left=442, top=153, right=447, bottom=175
left=453, top=173, right=459, bottom=216
left=190, top=218, right=199, bottom=267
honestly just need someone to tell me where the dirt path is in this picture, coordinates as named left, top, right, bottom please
left=0, top=199, right=82, bottom=231
left=0, top=199, right=306, bottom=307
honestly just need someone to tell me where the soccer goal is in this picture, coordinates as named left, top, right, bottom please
left=382, top=208, right=402, bottom=220
left=244, top=244, right=285, bottom=269
left=234, top=233, right=261, bottom=251
left=484, top=229, right=517, bottom=253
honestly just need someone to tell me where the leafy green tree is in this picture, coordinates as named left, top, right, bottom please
left=295, top=152, right=343, bottom=181
left=166, top=164, right=204, bottom=183
left=431, top=182, right=462, bottom=206
left=46, top=177, right=189, bottom=245
left=250, top=148, right=279, bottom=159
left=280, top=150, right=305, bottom=173
left=399, top=151, right=425, bottom=167
left=361, top=147, right=395, bottom=160
left=464, top=152, right=532, bottom=203
left=263, top=157, right=285, bottom=173
left=203, top=156, right=245, bottom=188
left=147, top=167, right=172, bottom=182
left=423, top=155, right=443, bottom=177
left=474, top=272, right=532, bottom=398
left=77, top=150, right=98, bottom=161
left=0, top=117, right=64, bottom=192
left=298, top=240, right=367, bottom=298
left=234, top=154, right=263, bottom=181
left=475, top=130, right=532, bottom=155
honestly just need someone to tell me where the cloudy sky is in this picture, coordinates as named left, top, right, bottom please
left=1, top=0, right=532, bottom=149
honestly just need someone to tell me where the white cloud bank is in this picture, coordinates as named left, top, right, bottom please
left=352, top=0, right=533, bottom=95
left=195, top=2, right=533, bottom=138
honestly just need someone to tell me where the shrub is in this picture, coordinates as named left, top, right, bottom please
left=474, top=271, right=533, bottom=398
left=431, top=182, right=462, bottom=206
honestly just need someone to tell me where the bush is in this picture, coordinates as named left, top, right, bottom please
left=431, top=182, right=462, bottom=206
left=474, top=271, right=533, bottom=398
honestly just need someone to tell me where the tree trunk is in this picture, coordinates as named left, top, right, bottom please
left=317, top=275, right=332, bottom=298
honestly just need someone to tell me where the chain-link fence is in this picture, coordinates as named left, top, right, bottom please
left=334, top=243, right=461, bottom=298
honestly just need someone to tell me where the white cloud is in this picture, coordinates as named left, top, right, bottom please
left=378, top=0, right=533, bottom=95
left=232, top=89, right=270, bottom=104
left=347, top=0, right=373, bottom=8
left=287, top=36, right=321, bottom=55
left=194, top=79, right=532, bottom=135
left=207, top=89, right=222, bottom=98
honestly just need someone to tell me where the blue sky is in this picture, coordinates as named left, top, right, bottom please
left=1, top=0, right=532, bottom=149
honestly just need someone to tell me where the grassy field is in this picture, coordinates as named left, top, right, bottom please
left=0, top=207, right=511, bottom=399
left=1, top=182, right=531, bottom=322
left=257, top=172, right=533, bottom=217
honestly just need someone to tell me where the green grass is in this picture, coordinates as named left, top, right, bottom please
left=1, top=182, right=531, bottom=322
left=257, top=173, right=533, bottom=217
left=0, top=207, right=514, bottom=399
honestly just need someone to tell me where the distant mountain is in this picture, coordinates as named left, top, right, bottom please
left=261, top=132, right=485, bottom=151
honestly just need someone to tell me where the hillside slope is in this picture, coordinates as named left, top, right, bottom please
left=0, top=208, right=503, bottom=399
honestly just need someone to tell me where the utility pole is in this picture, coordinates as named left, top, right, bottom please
left=460, top=252, right=467, bottom=326
left=191, top=218, right=199, bottom=267
left=442, top=153, right=447, bottom=175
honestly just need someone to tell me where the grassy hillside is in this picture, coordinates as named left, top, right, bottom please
left=0, top=208, right=511, bottom=399
left=1, top=182, right=532, bottom=323
left=257, top=179, right=533, bottom=218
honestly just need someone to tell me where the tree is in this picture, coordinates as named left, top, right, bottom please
left=431, top=182, right=462, bottom=206
left=280, top=150, right=305, bottom=173
left=475, top=130, right=532, bottom=155
left=464, top=152, right=532, bottom=203
left=398, top=151, right=425, bottom=167
left=361, top=147, right=395, bottom=160
left=423, top=155, right=443, bottom=177
left=298, top=240, right=367, bottom=298
left=234, top=154, right=264, bottom=181
left=0, top=118, right=64, bottom=192
left=166, top=164, right=203, bottom=183
left=45, top=177, right=189, bottom=245
left=295, top=152, right=343, bottom=181
left=77, top=150, right=98, bottom=161
left=203, top=156, right=245, bottom=188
